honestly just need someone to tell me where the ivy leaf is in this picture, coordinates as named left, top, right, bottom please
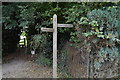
left=94, top=61, right=101, bottom=70
left=97, top=35, right=104, bottom=38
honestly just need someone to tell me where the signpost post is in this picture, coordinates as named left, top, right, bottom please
left=41, top=14, right=73, bottom=78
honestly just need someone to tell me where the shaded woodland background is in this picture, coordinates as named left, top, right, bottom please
left=2, top=2, right=120, bottom=78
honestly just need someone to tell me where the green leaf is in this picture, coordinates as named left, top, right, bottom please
left=97, top=35, right=104, bottom=38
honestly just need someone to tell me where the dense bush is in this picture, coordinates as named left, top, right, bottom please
left=30, top=33, right=53, bottom=65
left=68, top=6, right=120, bottom=78
left=88, top=6, right=120, bottom=78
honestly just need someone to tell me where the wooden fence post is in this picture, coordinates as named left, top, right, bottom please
left=53, top=14, right=57, bottom=78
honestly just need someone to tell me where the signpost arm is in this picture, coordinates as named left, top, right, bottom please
left=53, top=14, right=57, bottom=78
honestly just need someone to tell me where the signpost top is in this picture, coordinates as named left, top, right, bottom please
left=53, top=14, right=57, bottom=17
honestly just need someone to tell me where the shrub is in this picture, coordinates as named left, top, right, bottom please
left=68, top=6, right=120, bottom=78
left=36, top=55, right=52, bottom=67
left=30, top=34, right=47, bottom=51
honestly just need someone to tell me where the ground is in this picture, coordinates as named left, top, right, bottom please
left=2, top=48, right=52, bottom=78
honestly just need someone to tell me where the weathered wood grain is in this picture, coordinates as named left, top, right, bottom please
left=53, top=14, right=57, bottom=78
left=41, top=27, right=54, bottom=32
left=58, top=24, right=73, bottom=28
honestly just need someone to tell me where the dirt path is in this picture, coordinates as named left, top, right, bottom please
left=2, top=48, right=52, bottom=78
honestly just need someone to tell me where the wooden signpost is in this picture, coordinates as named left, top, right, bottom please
left=41, top=14, right=73, bottom=78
